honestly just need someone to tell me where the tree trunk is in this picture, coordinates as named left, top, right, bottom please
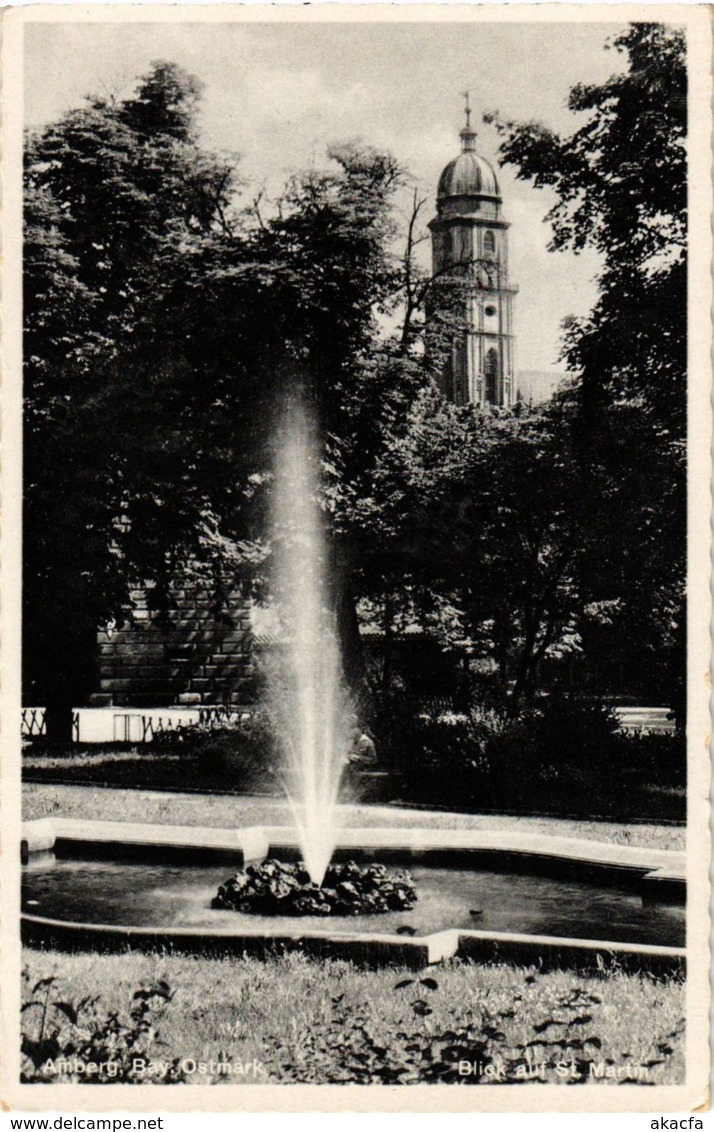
left=335, top=572, right=373, bottom=720
left=44, top=695, right=75, bottom=746
left=381, top=594, right=394, bottom=695
left=23, top=582, right=98, bottom=746
left=509, top=615, right=539, bottom=713
left=329, top=540, right=373, bottom=721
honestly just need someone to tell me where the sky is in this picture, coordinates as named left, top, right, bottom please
left=23, top=18, right=627, bottom=374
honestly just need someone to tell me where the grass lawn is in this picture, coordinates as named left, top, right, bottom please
left=22, top=735, right=686, bottom=824
left=22, top=744, right=256, bottom=795
left=22, top=949, right=684, bottom=1086
left=22, top=782, right=685, bottom=849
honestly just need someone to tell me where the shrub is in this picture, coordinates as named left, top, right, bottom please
left=376, top=689, right=683, bottom=818
left=149, top=722, right=203, bottom=751
left=529, top=694, right=684, bottom=809
left=613, top=729, right=686, bottom=789
left=530, top=692, right=621, bottom=770
left=150, top=708, right=278, bottom=790
left=376, top=698, right=541, bottom=808
left=21, top=971, right=185, bottom=1083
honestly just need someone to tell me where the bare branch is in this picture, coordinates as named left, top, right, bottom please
left=250, top=187, right=268, bottom=233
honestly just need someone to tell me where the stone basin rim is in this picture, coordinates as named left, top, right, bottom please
left=21, top=818, right=686, bottom=972
left=21, top=817, right=686, bottom=884
left=21, top=912, right=686, bottom=974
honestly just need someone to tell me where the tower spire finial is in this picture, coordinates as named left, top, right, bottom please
left=460, top=91, right=477, bottom=151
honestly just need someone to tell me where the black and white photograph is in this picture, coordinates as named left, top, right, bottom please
left=1, top=3, right=710, bottom=1112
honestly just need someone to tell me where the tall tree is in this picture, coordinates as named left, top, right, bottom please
left=489, top=23, right=685, bottom=426
left=488, top=23, right=687, bottom=712
left=24, top=62, right=246, bottom=740
left=352, top=385, right=588, bottom=708
left=25, top=67, right=414, bottom=735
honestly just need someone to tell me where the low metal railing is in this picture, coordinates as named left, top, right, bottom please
left=22, top=708, right=79, bottom=741
left=21, top=703, right=260, bottom=744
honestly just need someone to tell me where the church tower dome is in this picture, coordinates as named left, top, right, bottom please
left=428, top=97, right=518, bottom=409
left=437, top=151, right=500, bottom=203
left=437, top=111, right=500, bottom=204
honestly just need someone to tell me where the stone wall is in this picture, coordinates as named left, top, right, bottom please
left=93, top=584, right=253, bottom=707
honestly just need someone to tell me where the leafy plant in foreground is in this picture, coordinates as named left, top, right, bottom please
left=265, top=969, right=685, bottom=1084
left=21, top=971, right=185, bottom=1083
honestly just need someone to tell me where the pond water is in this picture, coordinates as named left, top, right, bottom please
left=22, top=856, right=685, bottom=947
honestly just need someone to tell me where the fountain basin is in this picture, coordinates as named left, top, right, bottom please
left=21, top=819, right=686, bottom=973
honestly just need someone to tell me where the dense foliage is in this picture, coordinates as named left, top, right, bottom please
left=353, top=23, right=687, bottom=723
left=487, top=23, right=687, bottom=715
left=378, top=694, right=684, bottom=820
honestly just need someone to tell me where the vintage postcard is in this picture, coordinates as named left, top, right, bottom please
left=1, top=3, right=710, bottom=1114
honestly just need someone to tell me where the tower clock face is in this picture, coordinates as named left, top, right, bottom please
left=483, top=302, right=499, bottom=332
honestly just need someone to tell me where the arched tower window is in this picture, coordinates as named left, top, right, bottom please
left=485, top=348, right=499, bottom=405
left=484, top=230, right=496, bottom=255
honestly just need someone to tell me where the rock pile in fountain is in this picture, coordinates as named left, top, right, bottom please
left=212, top=859, right=417, bottom=917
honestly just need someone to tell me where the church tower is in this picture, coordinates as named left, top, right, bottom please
left=429, top=99, right=517, bottom=408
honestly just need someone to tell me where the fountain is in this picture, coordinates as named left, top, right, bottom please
left=20, top=404, right=686, bottom=972
left=218, top=398, right=416, bottom=915
left=269, top=399, right=347, bottom=886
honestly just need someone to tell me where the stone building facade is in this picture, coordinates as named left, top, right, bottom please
left=93, top=583, right=253, bottom=707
